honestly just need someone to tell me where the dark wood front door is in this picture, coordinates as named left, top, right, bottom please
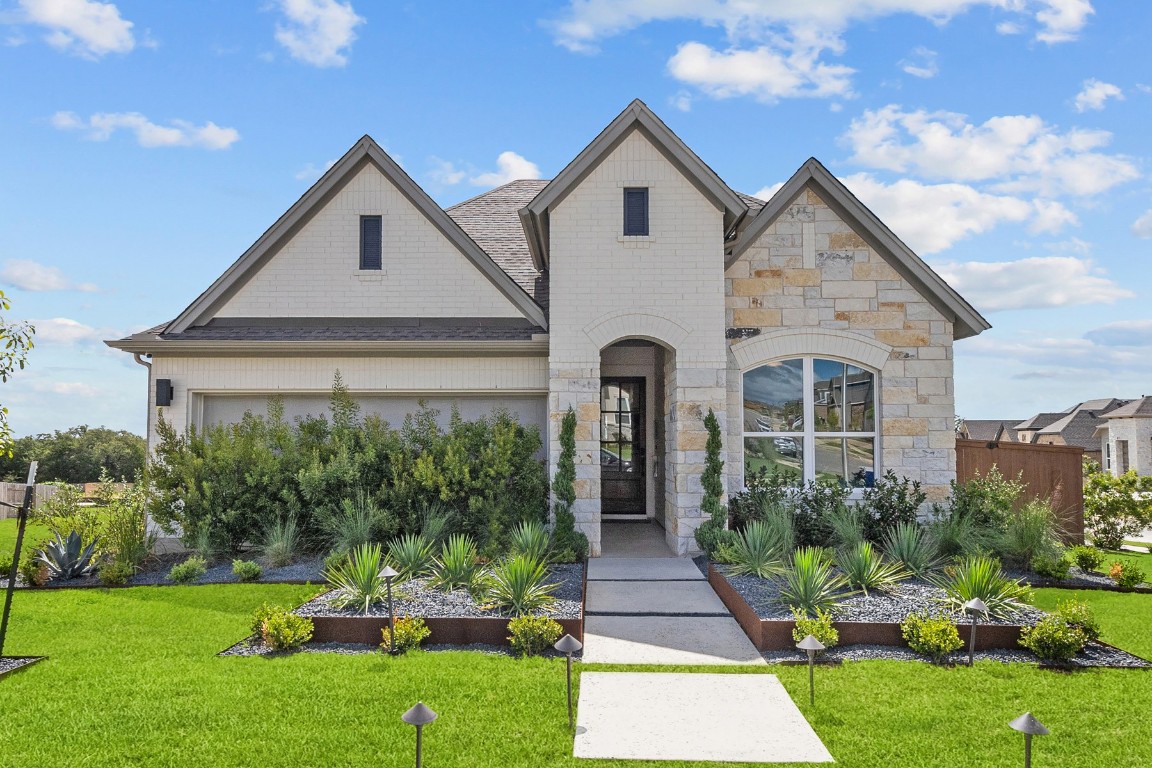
left=601, top=378, right=645, bottom=515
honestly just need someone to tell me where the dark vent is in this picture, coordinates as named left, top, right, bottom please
left=623, top=187, right=649, bottom=236
left=156, top=378, right=173, bottom=407
left=360, top=215, right=382, bottom=270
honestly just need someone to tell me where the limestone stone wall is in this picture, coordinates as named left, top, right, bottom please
left=724, top=185, right=957, bottom=503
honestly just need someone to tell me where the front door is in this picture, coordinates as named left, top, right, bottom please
left=600, top=378, right=645, bottom=515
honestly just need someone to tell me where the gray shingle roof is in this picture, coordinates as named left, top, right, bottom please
left=1014, top=413, right=1066, bottom=431
left=1102, top=396, right=1152, bottom=419
left=961, top=419, right=1024, bottom=442
left=161, top=317, right=543, bottom=342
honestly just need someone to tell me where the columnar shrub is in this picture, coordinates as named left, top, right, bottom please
left=550, top=407, right=588, bottom=562
left=507, top=615, right=563, bottom=657
left=694, top=409, right=731, bottom=558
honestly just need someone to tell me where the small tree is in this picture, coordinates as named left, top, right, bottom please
left=694, top=409, right=730, bottom=557
left=0, top=290, right=34, bottom=456
left=1084, top=461, right=1152, bottom=550
left=550, top=407, right=587, bottom=560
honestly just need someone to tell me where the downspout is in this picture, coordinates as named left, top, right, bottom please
left=132, top=353, right=152, bottom=451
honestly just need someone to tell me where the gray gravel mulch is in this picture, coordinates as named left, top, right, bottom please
left=0, top=656, right=45, bottom=677
left=760, top=641, right=1149, bottom=668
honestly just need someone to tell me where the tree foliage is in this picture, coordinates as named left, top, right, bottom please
left=694, top=408, right=731, bottom=556
left=0, top=289, right=34, bottom=456
left=1083, top=461, right=1152, bottom=550
left=0, top=425, right=145, bottom=482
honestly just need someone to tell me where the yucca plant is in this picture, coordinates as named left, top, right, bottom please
left=777, top=546, right=854, bottom=617
left=836, top=541, right=910, bottom=596
left=726, top=520, right=789, bottom=578
left=826, top=504, right=865, bottom=549
left=930, top=512, right=990, bottom=560
left=929, top=555, right=1033, bottom=619
left=324, top=542, right=389, bottom=614
left=429, top=534, right=481, bottom=592
left=508, top=520, right=550, bottom=563
left=262, top=515, right=300, bottom=568
left=36, top=531, right=99, bottom=580
left=419, top=501, right=454, bottom=546
left=483, top=554, right=558, bottom=616
left=881, top=521, right=941, bottom=577
left=322, top=492, right=380, bottom=555
left=387, top=533, right=435, bottom=582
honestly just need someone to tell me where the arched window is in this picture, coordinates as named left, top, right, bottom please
left=742, top=357, right=877, bottom=488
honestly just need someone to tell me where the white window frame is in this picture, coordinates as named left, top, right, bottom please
left=741, top=356, right=879, bottom=492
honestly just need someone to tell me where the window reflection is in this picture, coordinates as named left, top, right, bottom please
left=742, top=359, right=803, bottom=433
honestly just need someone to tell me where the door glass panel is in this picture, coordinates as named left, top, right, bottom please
left=743, top=359, right=803, bottom=433
left=814, top=437, right=874, bottom=487
left=744, top=436, right=803, bottom=483
left=602, top=385, right=621, bottom=412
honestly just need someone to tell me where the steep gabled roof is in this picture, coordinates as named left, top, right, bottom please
left=1101, top=396, right=1152, bottom=419
left=728, top=158, right=991, bottom=340
left=961, top=419, right=1025, bottom=442
left=518, top=99, right=749, bottom=269
left=166, top=135, right=547, bottom=334
left=1014, top=412, right=1067, bottom=432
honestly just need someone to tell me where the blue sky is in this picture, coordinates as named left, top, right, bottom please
left=1, top=0, right=1149, bottom=437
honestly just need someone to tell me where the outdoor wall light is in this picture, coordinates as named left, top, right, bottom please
left=554, top=633, right=583, bottom=731
left=796, top=634, right=825, bottom=706
left=380, top=565, right=399, bottom=655
left=402, top=701, right=438, bottom=768
left=1009, top=711, right=1049, bottom=768
left=963, top=597, right=988, bottom=667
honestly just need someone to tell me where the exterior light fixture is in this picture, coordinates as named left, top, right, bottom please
left=554, top=633, right=583, bottom=731
left=963, top=597, right=988, bottom=667
left=402, top=701, right=438, bottom=768
left=796, top=634, right=825, bottom=706
left=381, top=564, right=399, bottom=655
left=1009, top=711, right=1049, bottom=768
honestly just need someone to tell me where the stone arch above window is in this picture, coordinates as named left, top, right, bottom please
left=583, top=309, right=690, bottom=351
left=730, top=328, right=891, bottom=373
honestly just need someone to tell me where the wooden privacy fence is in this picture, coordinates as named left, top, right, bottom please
left=955, top=439, right=1084, bottom=543
left=0, top=483, right=61, bottom=519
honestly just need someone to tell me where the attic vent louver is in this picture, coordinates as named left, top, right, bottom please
left=623, top=188, right=649, bottom=236
left=360, top=215, right=382, bottom=270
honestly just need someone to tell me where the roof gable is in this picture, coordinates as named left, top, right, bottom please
left=519, top=99, right=748, bottom=269
left=728, top=158, right=990, bottom=341
left=167, top=136, right=546, bottom=333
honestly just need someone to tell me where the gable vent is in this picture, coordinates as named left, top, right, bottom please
left=623, top=187, right=649, bottom=236
left=360, top=215, right=382, bottom=270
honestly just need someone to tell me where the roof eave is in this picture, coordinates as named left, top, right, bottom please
left=104, top=337, right=550, bottom=357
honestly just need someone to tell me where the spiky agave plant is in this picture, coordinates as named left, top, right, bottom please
left=387, top=533, right=434, bottom=582
left=483, top=554, right=558, bottom=616
left=836, top=541, right=910, bottom=596
left=429, top=534, right=481, bottom=592
left=777, top=546, right=854, bottom=617
left=36, top=531, right=99, bottom=581
left=929, top=555, right=1033, bottom=619
left=726, top=520, right=789, bottom=578
left=324, top=542, right=389, bottom=614
left=508, top=520, right=550, bottom=564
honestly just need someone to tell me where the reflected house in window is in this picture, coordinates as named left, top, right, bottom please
left=106, top=99, right=989, bottom=556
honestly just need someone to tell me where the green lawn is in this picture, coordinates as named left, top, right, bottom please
left=1033, top=587, right=1152, bottom=659
left=1, top=585, right=1150, bottom=766
left=0, top=517, right=51, bottom=558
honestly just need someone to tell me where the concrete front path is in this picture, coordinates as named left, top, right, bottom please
left=574, top=672, right=834, bottom=763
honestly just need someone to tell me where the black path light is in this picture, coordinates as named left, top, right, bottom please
left=381, top=564, right=399, bottom=655
left=402, top=701, right=438, bottom=768
left=796, top=634, right=825, bottom=706
left=554, top=633, right=583, bottom=731
left=0, top=462, right=38, bottom=660
left=1009, top=711, right=1049, bottom=768
left=963, top=597, right=988, bottom=667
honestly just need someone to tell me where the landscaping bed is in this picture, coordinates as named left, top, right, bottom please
left=0, top=656, right=45, bottom=678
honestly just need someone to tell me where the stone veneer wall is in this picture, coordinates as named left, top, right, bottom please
left=724, top=186, right=957, bottom=503
left=1106, top=416, right=1152, bottom=477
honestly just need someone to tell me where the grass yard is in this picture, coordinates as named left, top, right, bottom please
left=1033, top=587, right=1152, bottom=659
left=0, top=517, right=51, bottom=556
left=1, top=584, right=1151, bottom=767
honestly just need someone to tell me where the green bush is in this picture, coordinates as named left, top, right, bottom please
left=1054, top=597, right=1101, bottom=643
left=791, top=480, right=850, bottom=549
left=791, top=608, right=838, bottom=649
left=429, top=534, right=481, bottom=592
left=325, top=542, right=389, bottom=614
left=232, top=559, right=262, bottom=582
left=1109, top=560, right=1147, bottom=588
left=0, top=552, right=11, bottom=577
left=168, top=556, right=207, bottom=584
left=901, top=612, right=962, bottom=662
left=1019, top=615, right=1086, bottom=662
left=387, top=533, right=434, bottom=581
left=507, top=615, right=563, bottom=657
left=18, top=547, right=47, bottom=586
left=778, top=546, right=853, bottom=616
left=260, top=609, right=314, bottom=651
left=836, top=541, right=910, bottom=596
left=929, top=556, right=1032, bottom=619
left=1084, top=462, right=1152, bottom=550
left=859, top=471, right=926, bottom=543
left=1030, top=551, right=1072, bottom=580
left=948, top=465, right=1025, bottom=532
left=727, top=466, right=799, bottom=531
left=693, top=409, right=728, bottom=557
left=549, top=407, right=588, bottom=562
left=98, top=560, right=135, bottom=587
left=381, top=616, right=431, bottom=654
left=251, top=602, right=280, bottom=635
left=483, top=554, right=558, bottom=615
left=1069, top=545, right=1104, bottom=572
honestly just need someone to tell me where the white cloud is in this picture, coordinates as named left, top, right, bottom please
left=1034, top=0, right=1094, bottom=44
left=1, top=259, right=98, bottom=292
left=934, top=256, right=1132, bottom=311
left=753, top=182, right=785, bottom=201
left=427, top=157, right=466, bottom=186
left=31, top=317, right=104, bottom=345
left=899, top=46, right=938, bottom=79
left=294, top=158, right=336, bottom=181
left=996, top=21, right=1023, bottom=35
left=1074, top=78, right=1123, bottom=112
left=962, top=333, right=1150, bottom=376
left=33, top=381, right=100, bottom=397
left=839, top=173, right=1075, bottom=254
left=469, top=152, right=541, bottom=187
left=18, top=0, right=134, bottom=58
left=842, top=105, right=1139, bottom=197
left=51, top=111, right=240, bottom=150
left=667, top=39, right=855, bottom=102
left=273, top=0, right=364, bottom=68
left=1132, top=209, right=1152, bottom=238
left=1084, top=319, right=1152, bottom=347
left=670, top=90, right=693, bottom=112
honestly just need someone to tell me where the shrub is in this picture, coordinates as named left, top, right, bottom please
left=1019, top=615, right=1086, bottom=662
left=859, top=471, right=926, bottom=543
left=0, top=552, right=10, bottom=577
left=948, top=466, right=1025, bottom=532
left=1030, top=551, right=1072, bottom=580
left=693, top=409, right=729, bottom=557
left=509, top=520, right=550, bottom=563
left=1109, top=560, right=1147, bottom=588
left=836, top=541, right=910, bottom=596
left=168, top=556, right=207, bottom=584
left=994, top=499, right=1063, bottom=569
left=929, top=510, right=991, bottom=560
left=98, top=560, right=135, bottom=587
left=930, top=556, right=1032, bottom=619
left=34, top=483, right=105, bottom=551
left=483, top=554, right=558, bottom=616
left=881, top=522, right=940, bottom=577
left=262, top=515, right=300, bottom=568
left=1054, top=598, right=1101, bottom=643
left=325, top=542, right=389, bottom=614
left=429, top=534, right=481, bottom=592
left=35, top=531, right=99, bottom=581
left=260, top=609, right=314, bottom=651
left=791, top=480, right=850, bottom=549
left=251, top=602, right=280, bottom=635
left=728, top=467, right=799, bottom=532
left=381, top=616, right=431, bottom=654
left=778, top=547, right=853, bottom=617
left=232, top=559, right=262, bottom=582
left=18, top=548, right=48, bottom=586
left=1069, top=545, right=1105, bottom=573
left=507, top=615, right=563, bottom=657
left=791, top=608, right=838, bottom=649
left=101, top=476, right=155, bottom=570
left=901, top=612, right=962, bottom=663
left=321, top=491, right=386, bottom=556
left=825, top=504, right=865, bottom=549
left=725, top=520, right=789, bottom=578
left=1083, top=463, right=1152, bottom=550
left=387, top=533, right=434, bottom=581
left=550, top=407, right=588, bottom=562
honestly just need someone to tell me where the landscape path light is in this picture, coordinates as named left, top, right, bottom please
left=963, top=597, right=988, bottom=667
left=796, top=634, right=825, bottom=706
left=1009, top=711, right=1049, bottom=768
left=381, top=564, right=399, bottom=655
left=554, top=633, right=583, bottom=731
left=402, top=701, right=438, bottom=768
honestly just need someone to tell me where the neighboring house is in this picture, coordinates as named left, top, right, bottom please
left=959, top=419, right=1025, bottom=444
left=1094, top=396, right=1152, bottom=476
left=107, top=100, right=990, bottom=556
left=1015, top=398, right=1131, bottom=466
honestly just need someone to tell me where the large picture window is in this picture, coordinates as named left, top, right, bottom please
left=742, top=357, right=877, bottom=488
